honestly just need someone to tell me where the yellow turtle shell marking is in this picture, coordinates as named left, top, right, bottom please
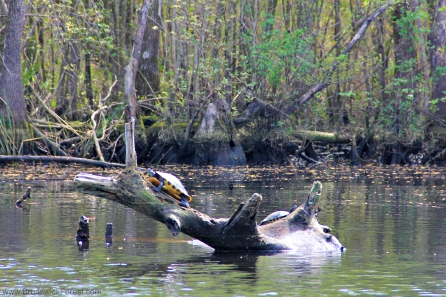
left=149, top=177, right=192, bottom=202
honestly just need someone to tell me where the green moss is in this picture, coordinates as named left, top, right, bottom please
left=145, top=120, right=199, bottom=142
left=147, top=121, right=166, bottom=130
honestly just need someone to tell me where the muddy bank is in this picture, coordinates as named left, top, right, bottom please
left=128, top=121, right=446, bottom=167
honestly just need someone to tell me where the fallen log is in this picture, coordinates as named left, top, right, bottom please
left=0, top=155, right=126, bottom=168
left=74, top=119, right=345, bottom=252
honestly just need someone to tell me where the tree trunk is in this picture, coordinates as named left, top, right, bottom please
left=109, top=0, right=123, bottom=98
left=194, top=100, right=246, bottom=166
left=66, top=42, right=80, bottom=121
left=135, top=0, right=160, bottom=100
left=239, top=0, right=258, bottom=85
left=328, top=0, right=342, bottom=129
left=124, top=0, right=151, bottom=120
left=0, top=0, right=8, bottom=58
left=265, top=0, right=278, bottom=33
left=74, top=119, right=345, bottom=252
left=0, top=0, right=28, bottom=126
left=84, top=44, right=93, bottom=108
left=166, top=0, right=180, bottom=125
left=375, top=14, right=388, bottom=118
left=428, top=0, right=446, bottom=117
left=55, top=46, right=69, bottom=117
left=391, top=1, right=417, bottom=135
left=410, top=0, right=430, bottom=112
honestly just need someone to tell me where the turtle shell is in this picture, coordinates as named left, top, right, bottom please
left=258, top=210, right=290, bottom=226
left=154, top=171, right=192, bottom=203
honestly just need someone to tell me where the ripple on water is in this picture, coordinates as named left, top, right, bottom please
left=0, top=179, right=446, bottom=296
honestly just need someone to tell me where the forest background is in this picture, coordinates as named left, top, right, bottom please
left=0, top=0, right=445, bottom=166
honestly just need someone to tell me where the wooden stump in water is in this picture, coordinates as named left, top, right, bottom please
left=105, top=223, right=113, bottom=246
left=76, top=216, right=90, bottom=241
left=15, top=187, right=31, bottom=207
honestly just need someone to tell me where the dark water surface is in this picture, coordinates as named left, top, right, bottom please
left=1, top=166, right=446, bottom=296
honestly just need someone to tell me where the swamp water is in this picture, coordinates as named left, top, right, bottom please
left=0, top=166, right=446, bottom=296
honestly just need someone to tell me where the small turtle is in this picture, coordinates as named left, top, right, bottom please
left=148, top=168, right=192, bottom=208
left=258, top=205, right=298, bottom=226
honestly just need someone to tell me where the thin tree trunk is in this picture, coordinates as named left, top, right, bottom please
left=135, top=0, right=161, bottom=100
left=84, top=46, right=93, bottom=108
left=427, top=0, right=446, bottom=115
left=124, top=0, right=152, bottom=120
left=330, top=0, right=342, bottom=130
left=0, top=0, right=7, bottom=58
left=240, top=0, right=258, bottom=84
left=410, top=0, right=430, bottom=112
left=66, top=42, right=80, bottom=121
left=37, top=19, right=46, bottom=84
left=55, top=46, right=68, bottom=117
left=224, top=0, right=236, bottom=104
left=392, top=1, right=417, bottom=134
left=125, top=0, right=135, bottom=56
left=374, top=14, right=388, bottom=123
left=166, top=0, right=180, bottom=125
left=282, top=0, right=291, bottom=30
left=265, top=0, right=278, bottom=32
left=110, top=0, right=122, bottom=96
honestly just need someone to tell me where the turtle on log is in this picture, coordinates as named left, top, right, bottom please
left=258, top=205, right=298, bottom=226
left=147, top=168, right=192, bottom=208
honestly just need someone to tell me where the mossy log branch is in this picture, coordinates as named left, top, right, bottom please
left=74, top=120, right=344, bottom=252
left=292, top=130, right=351, bottom=143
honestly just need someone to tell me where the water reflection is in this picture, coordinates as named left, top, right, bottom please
left=100, top=248, right=342, bottom=295
left=190, top=249, right=342, bottom=278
